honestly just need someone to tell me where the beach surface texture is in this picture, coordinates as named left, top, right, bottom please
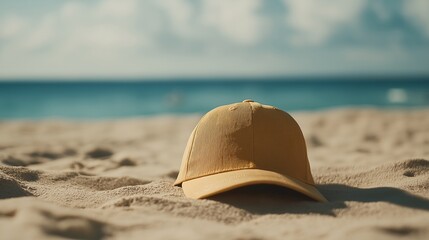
left=1, top=108, right=429, bottom=239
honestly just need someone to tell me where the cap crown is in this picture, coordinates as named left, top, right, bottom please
left=175, top=101, right=315, bottom=185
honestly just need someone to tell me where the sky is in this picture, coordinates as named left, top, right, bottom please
left=0, top=0, right=429, bottom=79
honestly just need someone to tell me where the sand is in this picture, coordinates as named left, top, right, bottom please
left=1, top=108, right=429, bottom=240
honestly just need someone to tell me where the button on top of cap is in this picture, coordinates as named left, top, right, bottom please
left=242, top=99, right=254, bottom=103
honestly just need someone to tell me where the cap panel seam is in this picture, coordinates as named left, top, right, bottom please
left=185, top=120, right=201, bottom=180
left=283, top=111, right=314, bottom=183
left=248, top=102, right=256, bottom=168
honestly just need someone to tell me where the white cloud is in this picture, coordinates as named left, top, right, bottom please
left=201, top=0, right=264, bottom=45
left=5, top=0, right=154, bottom=54
left=403, top=0, right=429, bottom=38
left=60, top=1, right=85, bottom=19
left=156, top=0, right=194, bottom=38
left=61, top=0, right=148, bottom=50
left=96, top=0, right=138, bottom=18
left=0, top=0, right=429, bottom=78
left=283, top=0, right=366, bottom=46
left=20, top=15, right=57, bottom=50
left=0, top=15, right=27, bottom=39
left=1, top=0, right=267, bottom=54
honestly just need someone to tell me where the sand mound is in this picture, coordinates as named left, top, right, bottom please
left=0, top=109, right=428, bottom=239
left=0, top=172, right=33, bottom=199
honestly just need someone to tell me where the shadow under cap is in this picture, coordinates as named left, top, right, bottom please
left=208, top=184, right=429, bottom=216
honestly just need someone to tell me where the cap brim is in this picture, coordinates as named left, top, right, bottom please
left=182, top=169, right=327, bottom=202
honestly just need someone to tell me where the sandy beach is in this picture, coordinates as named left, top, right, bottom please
left=1, top=108, right=429, bottom=240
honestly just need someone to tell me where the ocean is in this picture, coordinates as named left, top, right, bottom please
left=0, top=77, right=428, bottom=119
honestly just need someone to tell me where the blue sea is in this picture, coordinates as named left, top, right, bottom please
left=0, top=77, right=429, bottom=119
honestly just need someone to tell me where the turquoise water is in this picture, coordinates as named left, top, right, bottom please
left=0, top=78, right=428, bottom=119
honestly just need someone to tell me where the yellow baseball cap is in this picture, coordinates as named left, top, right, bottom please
left=174, top=100, right=327, bottom=202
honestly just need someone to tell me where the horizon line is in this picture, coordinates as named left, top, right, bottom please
left=1, top=74, right=429, bottom=83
